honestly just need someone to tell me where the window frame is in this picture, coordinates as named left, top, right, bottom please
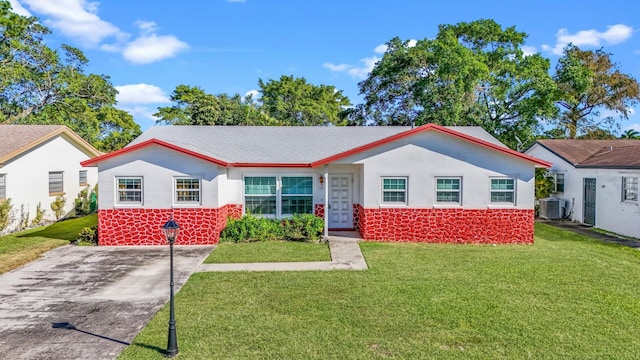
left=435, top=177, right=462, bottom=205
left=243, top=175, right=314, bottom=217
left=622, top=176, right=638, bottom=202
left=0, top=174, right=6, bottom=200
left=280, top=176, right=313, bottom=216
left=115, top=176, right=143, bottom=206
left=174, top=177, right=201, bottom=205
left=490, top=177, right=516, bottom=205
left=551, top=172, right=565, bottom=193
left=49, top=171, right=64, bottom=195
left=79, top=170, right=88, bottom=186
left=381, top=176, right=408, bottom=206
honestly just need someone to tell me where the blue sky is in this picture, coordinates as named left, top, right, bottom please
left=8, top=0, right=640, bottom=133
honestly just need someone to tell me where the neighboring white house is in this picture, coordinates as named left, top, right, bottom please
left=82, top=124, right=550, bottom=246
left=0, top=125, right=101, bottom=233
left=526, top=139, right=640, bottom=238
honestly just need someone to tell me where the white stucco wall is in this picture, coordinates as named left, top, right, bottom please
left=338, top=131, right=536, bottom=209
left=0, top=135, right=97, bottom=233
left=526, top=143, right=640, bottom=238
left=96, top=145, right=219, bottom=209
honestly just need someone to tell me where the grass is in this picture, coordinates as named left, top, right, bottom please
left=120, top=223, right=640, bottom=359
left=205, top=241, right=331, bottom=263
left=0, top=214, right=97, bottom=274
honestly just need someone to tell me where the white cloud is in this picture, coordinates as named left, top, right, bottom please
left=407, top=39, right=417, bottom=48
left=8, top=0, right=31, bottom=16
left=324, top=56, right=380, bottom=80
left=521, top=46, right=537, bottom=56
left=625, top=123, right=640, bottom=132
left=374, top=44, right=388, bottom=54
left=122, top=21, right=189, bottom=64
left=244, top=89, right=259, bottom=101
left=542, top=24, right=633, bottom=55
left=21, top=0, right=125, bottom=47
left=322, top=63, right=352, bottom=72
left=115, top=84, right=170, bottom=104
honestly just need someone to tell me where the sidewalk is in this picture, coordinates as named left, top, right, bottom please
left=196, top=231, right=368, bottom=272
left=538, top=219, right=640, bottom=249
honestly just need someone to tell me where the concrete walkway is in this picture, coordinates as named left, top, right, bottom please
left=196, top=231, right=368, bottom=272
left=0, top=245, right=212, bottom=360
left=538, top=219, right=640, bottom=249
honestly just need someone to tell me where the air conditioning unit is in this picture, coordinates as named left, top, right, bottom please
left=539, top=198, right=565, bottom=219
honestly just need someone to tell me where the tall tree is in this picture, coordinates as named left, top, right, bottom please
left=553, top=44, right=640, bottom=138
left=0, top=1, right=140, bottom=151
left=358, top=19, right=557, bottom=149
left=155, top=85, right=277, bottom=126
left=258, top=75, right=351, bottom=126
left=621, top=129, right=640, bottom=139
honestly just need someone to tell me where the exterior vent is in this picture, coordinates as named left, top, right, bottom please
left=539, top=198, right=565, bottom=219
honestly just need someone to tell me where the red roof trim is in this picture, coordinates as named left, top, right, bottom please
left=80, top=139, right=229, bottom=167
left=310, top=124, right=552, bottom=168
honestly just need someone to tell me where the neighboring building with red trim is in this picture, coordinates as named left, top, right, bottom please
left=82, top=124, right=550, bottom=245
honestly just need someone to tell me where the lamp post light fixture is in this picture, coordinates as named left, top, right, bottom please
left=162, top=215, right=180, bottom=357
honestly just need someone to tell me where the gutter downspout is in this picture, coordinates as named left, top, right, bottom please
left=323, top=165, right=329, bottom=239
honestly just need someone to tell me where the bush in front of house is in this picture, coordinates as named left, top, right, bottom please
left=220, top=214, right=324, bottom=243
left=76, top=226, right=98, bottom=245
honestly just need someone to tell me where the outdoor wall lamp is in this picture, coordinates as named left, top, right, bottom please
left=319, top=174, right=324, bottom=185
left=162, top=215, right=180, bottom=357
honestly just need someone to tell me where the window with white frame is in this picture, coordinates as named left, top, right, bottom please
left=49, top=171, right=64, bottom=195
left=551, top=172, right=564, bottom=193
left=79, top=170, right=88, bottom=186
left=490, top=178, right=515, bottom=204
left=116, top=177, right=143, bottom=204
left=622, top=177, right=638, bottom=202
left=175, top=178, right=201, bottom=204
left=382, top=177, right=407, bottom=204
left=436, top=177, right=461, bottom=204
left=244, top=176, right=277, bottom=215
left=0, top=174, right=5, bottom=200
left=281, top=176, right=313, bottom=215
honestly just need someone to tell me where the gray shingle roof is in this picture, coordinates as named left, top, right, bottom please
left=129, top=125, right=507, bottom=164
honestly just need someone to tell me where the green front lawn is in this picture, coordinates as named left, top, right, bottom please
left=0, top=214, right=97, bottom=274
left=120, top=223, right=640, bottom=359
left=205, top=241, right=331, bottom=263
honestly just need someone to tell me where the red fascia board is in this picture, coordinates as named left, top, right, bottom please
left=310, top=123, right=551, bottom=168
left=80, top=139, right=229, bottom=167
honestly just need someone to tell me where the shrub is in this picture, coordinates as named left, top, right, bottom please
left=0, top=199, right=12, bottom=232
left=76, top=226, right=98, bottom=245
left=283, top=214, right=324, bottom=242
left=74, top=186, right=91, bottom=215
left=31, top=202, right=46, bottom=226
left=220, top=215, right=283, bottom=243
left=220, top=214, right=324, bottom=243
left=50, top=195, right=66, bottom=220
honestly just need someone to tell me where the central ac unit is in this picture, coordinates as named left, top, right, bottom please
left=539, top=198, right=564, bottom=219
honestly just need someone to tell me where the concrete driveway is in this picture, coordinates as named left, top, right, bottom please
left=0, top=245, right=213, bottom=360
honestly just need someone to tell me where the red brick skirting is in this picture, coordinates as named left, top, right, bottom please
left=98, top=204, right=243, bottom=245
left=314, top=204, right=325, bottom=218
left=353, top=204, right=534, bottom=244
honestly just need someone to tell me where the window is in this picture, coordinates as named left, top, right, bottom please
left=382, top=177, right=407, bottom=204
left=116, top=177, right=142, bottom=204
left=551, top=172, right=564, bottom=193
left=622, top=177, right=638, bottom=202
left=436, top=177, right=461, bottom=204
left=175, top=178, right=201, bottom=203
left=0, top=174, right=5, bottom=200
left=490, top=178, right=515, bottom=204
left=244, top=176, right=276, bottom=215
left=49, top=171, right=64, bottom=195
left=79, top=170, right=88, bottom=186
left=281, top=176, right=313, bottom=215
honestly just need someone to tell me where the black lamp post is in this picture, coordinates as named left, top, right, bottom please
left=162, top=215, right=180, bottom=357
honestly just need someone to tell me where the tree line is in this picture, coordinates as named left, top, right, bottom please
left=2, top=2, right=639, bottom=151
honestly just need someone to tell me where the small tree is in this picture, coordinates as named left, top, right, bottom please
left=31, top=202, right=46, bottom=226
left=535, top=168, right=554, bottom=200
left=0, top=199, right=12, bottom=232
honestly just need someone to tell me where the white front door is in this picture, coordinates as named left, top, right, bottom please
left=329, top=175, right=352, bottom=229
